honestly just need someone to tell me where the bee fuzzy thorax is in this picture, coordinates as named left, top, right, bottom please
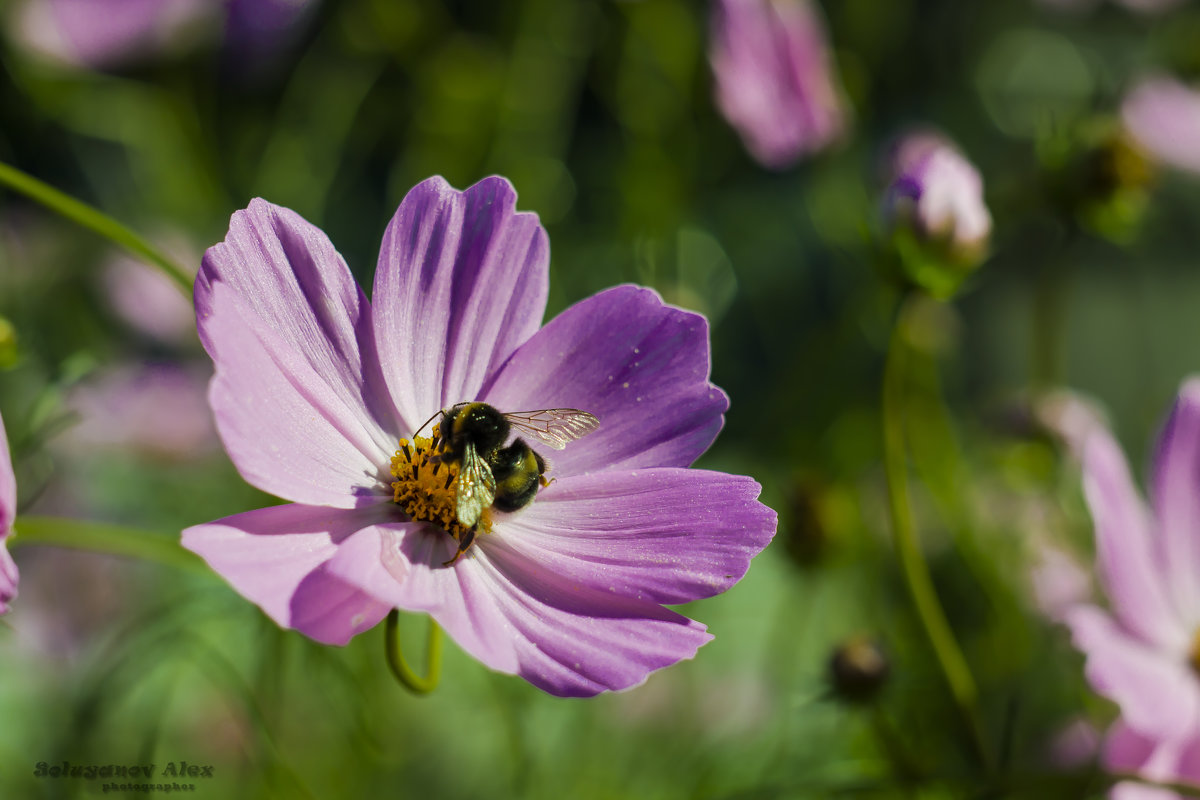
left=390, top=434, right=492, bottom=545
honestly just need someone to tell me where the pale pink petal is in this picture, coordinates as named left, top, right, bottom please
left=372, top=176, right=549, bottom=430
left=497, top=468, right=775, bottom=604
left=197, top=198, right=398, bottom=442
left=1081, top=429, right=1185, bottom=647
left=484, top=285, right=728, bottom=474
left=1151, top=379, right=1200, bottom=620
left=203, top=284, right=393, bottom=507
left=182, top=503, right=393, bottom=645
left=1066, top=605, right=1200, bottom=742
left=326, top=526, right=713, bottom=696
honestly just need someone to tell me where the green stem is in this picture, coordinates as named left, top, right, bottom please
left=0, top=161, right=192, bottom=295
left=10, top=515, right=205, bottom=574
left=882, top=294, right=991, bottom=770
left=384, top=609, right=443, bottom=695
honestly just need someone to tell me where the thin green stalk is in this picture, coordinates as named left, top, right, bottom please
left=384, top=609, right=443, bottom=695
left=0, top=161, right=192, bottom=295
left=882, top=295, right=991, bottom=771
left=10, top=515, right=205, bottom=573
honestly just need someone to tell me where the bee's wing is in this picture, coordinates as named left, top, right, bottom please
left=503, top=408, right=600, bottom=450
left=455, top=441, right=496, bottom=528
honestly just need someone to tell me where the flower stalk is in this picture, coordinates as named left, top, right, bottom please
left=882, top=293, right=990, bottom=770
left=10, top=515, right=206, bottom=573
left=0, top=161, right=192, bottom=295
left=384, top=610, right=443, bottom=695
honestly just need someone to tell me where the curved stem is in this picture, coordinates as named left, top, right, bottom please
left=882, top=294, right=991, bottom=771
left=0, top=161, right=192, bottom=295
left=384, top=610, right=443, bottom=695
left=10, top=516, right=206, bottom=573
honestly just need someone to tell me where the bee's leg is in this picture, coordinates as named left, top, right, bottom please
left=442, top=525, right=477, bottom=567
left=539, top=475, right=555, bottom=489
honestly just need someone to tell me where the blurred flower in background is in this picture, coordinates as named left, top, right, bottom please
left=1065, top=379, right=1200, bottom=793
left=9, top=0, right=315, bottom=69
left=1122, top=75, right=1200, bottom=177
left=65, top=363, right=216, bottom=460
left=101, top=246, right=198, bottom=346
left=0, top=411, right=18, bottom=615
left=11, top=0, right=214, bottom=69
left=709, top=0, right=848, bottom=169
left=183, top=176, right=776, bottom=697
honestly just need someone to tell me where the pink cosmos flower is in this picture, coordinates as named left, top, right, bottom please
left=1122, top=75, right=1200, bottom=177
left=0, top=410, right=18, bottom=614
left=1066, top=379, right=1200, bottom=794
left=182, top=176, right=776, bottom=697
left=709, top=0, right=848, bottom=169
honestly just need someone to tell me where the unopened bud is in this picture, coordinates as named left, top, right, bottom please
left=829, top=636, right=890, bottom=704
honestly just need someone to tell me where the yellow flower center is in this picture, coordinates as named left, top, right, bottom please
left=389, top=430, right=492, bottom=546
left=1191, top=629, right=1200, bottom=675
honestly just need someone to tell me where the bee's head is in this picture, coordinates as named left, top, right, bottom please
left=448, top=402, right=509, bottom=453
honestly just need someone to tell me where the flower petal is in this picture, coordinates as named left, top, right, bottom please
left=203, top=284, right=393, bottom=507
left=0, top=546, right=17, bottom=615
left=1065, top=604, right=1200, bottom=742
left=1105, top=722, right=1197, bottom=800
left=496, top=468, right=776, bottom=604
left=1151, top=379, right=1200, bottom=621
left=372, top=176, right=549, bottom=429
left=484, top=285, right=728, bottom=474
left=197, top=198, right=398, bottom=442
left=1081, top=428, right=1185, bottom=647
left=0, top=412, right=17, bottom=613
left=182, top=503, right=393, bottom=645
left=327, top=526, right=713, bottom=696
left=0, top=410, right=14, bottom=536
left=710, top=0, right=847, bottom=168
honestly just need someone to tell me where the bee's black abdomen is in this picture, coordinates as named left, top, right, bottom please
left=490, top=438, right=545, bottom=512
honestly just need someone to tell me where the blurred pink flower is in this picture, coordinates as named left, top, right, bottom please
left=884, top=131, right=992, bottom=259
left=0, top=411, right=18, bottom=614
left=1050, top=716, right=1102, bottom=769
left=13, top=0, right=213, bottom=69
left=10, top=0, right=315, bottom=70
left=66, top=363, right=217, bottom=459
left=1066, top=379, right=1200, bottom=793
left=102, top=251, right=197, bottom=345
left=1122, top=75, right=1200, bottom=177
left=709, top=0, right=848, bottom=169
left=1032, top=542, right=1092, bottom=622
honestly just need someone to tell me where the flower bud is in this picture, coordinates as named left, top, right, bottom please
left=828, top=635, right=890, bottom=704
left=885, top=132, right=991, bottom=257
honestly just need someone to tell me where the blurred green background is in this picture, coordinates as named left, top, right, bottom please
left=3, top=0, right=1200, bottom=797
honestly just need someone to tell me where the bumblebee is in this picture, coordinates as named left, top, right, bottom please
left=428, top=402, right=599, bottom=563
